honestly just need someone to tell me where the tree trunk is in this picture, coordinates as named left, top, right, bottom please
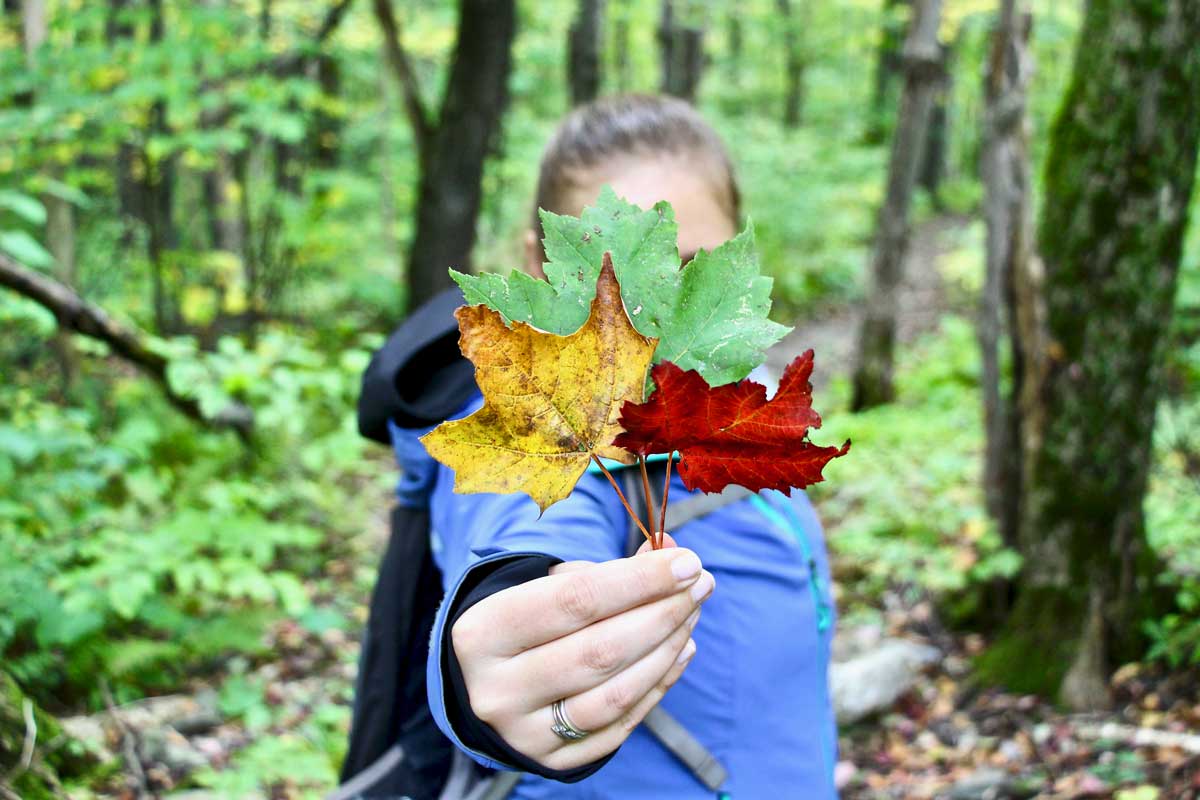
left=867, top=0, right=910, bottom=142
left=851, top=0, right=943, bottom=411
left=777, top=0, right=805, bottom=128
left=22, top=0, right=78, bottom=394
left=981, top=0, right=1200, bottom=709
left=145, top=0, right=179, bottom=334
left=405, top=0, right=516, bottom=310
left=568, top=0, right=604, bottom=106
left=979, top=1, right=1032, bottom=557
left=202, top=151, right=244, bottom=256
left=310, top=53, right=342, bottom=171
left=658, top=0, right=704, bottom=102
left=918, top=41, right=952, bottom=204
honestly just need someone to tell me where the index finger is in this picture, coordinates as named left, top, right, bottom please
left=478, top=547, right=704, bottom=655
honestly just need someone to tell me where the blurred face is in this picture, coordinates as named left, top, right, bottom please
left=525, top=151, right=738, bottom=275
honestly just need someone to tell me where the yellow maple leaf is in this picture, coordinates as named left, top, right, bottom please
left=421, top=254, right=657, bottom=512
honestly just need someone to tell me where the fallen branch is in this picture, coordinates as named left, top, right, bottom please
left=0, top=699, right=36, bottom=788
left=1073, top=719, right=1200, bottom=755
left=0, top=253, right=253, bottom=437
left=101, top=680, right=149, bottom=800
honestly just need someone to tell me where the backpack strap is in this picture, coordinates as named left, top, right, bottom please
left=620, top=464, right=734, bottom=792
left=643, top=708, right=729, bottom=791
left=471, top=770, right=522, bottom=800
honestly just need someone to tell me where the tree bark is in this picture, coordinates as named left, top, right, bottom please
left=851, top=0, right=943, bottom=411
left=658, top=0, right=704, bottom=102
left=397, top=0, right=516, bottom=310
left=568, top=0, right=604, bottom=106
left=0, top=254, right=253, bottom=436
left=979, top=1, right=1032, bottom=557
left=983, top=0, right=1200, bottom=709
left=777, top=0, right=805, bottom=128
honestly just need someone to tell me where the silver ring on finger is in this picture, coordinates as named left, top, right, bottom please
left=550, top=698, right=590, bottom=741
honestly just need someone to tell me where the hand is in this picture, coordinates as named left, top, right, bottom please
left=450, top=534, right=715, bottom=771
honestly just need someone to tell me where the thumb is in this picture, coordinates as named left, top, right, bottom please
left=635, top=532, right=679, bottom=555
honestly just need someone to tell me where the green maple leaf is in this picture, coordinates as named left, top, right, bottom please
left=451, top=187, right=790, bottom=386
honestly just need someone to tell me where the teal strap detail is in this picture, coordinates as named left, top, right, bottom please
left=748, top=492, right=833, bottom=634
left=585, top=451, right=674, bottom=474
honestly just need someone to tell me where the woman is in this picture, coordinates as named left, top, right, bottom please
left=395, top=95, right=838, bottom=799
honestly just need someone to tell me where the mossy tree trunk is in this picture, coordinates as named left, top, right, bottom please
left=983, top=0, right=1200, bottom=710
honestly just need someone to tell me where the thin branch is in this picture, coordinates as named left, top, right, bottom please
left=372, top=0, right=433, bottom=169
left=0, top=253, right=253, bottom=437
left=590, top=454, right=653, bottom=545
left=638, top=455, right=656, bottom=542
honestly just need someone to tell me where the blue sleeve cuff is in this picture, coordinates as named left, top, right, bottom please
left=426, top=549, right=550, bottom=770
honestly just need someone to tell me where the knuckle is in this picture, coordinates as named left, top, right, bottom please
left=555, top=576, right=599, bottom=623
left=540, top=750, right=572, bottom=772
left=617, top=706, right=643, bottom=735
left=602, top=679, right=638, bottom=713
left=664, top=596, right=692, bottom=629
left=468, top=688, right=508, bottom=725
left=627, top=561, right=661, bottom=599
left=451, top=613, right=484, bottom=656
left=580, top=637, right=624, bottom=675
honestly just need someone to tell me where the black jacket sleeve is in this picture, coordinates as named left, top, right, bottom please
left=442, top=555, right=621, bottom=782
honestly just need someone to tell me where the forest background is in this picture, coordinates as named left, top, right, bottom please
left=1, top=0, right=1198, bottom=797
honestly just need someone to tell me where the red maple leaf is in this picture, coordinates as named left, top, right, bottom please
left=615, top=351, right=850, bottom=494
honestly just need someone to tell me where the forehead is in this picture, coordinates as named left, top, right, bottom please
left=558, top=153, right=738, bottom=259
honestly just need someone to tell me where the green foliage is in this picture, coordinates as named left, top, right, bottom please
left=0, top=329, right=383, bottom=702
left=811, top=316, right=1020, bottom=607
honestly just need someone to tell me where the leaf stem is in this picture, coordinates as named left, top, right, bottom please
left=638, top=455, right=656, bottom=545
left=659, top=453, right=673, bottom=545
left=590, top=454, right=653, bottom=545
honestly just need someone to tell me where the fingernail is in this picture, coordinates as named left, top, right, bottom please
left=671, top=551, right=702, bottom=581
left=677, top=638, right=696, bottom=664
left=685, top=607, right=701, bottom=631
left=689, top=571, right=714, bottom=603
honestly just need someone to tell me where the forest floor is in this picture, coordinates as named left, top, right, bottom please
left=62, top=217, right=1200, bottom=799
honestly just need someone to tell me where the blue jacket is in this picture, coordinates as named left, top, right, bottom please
left=389, top=394, right=839, bottom=800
